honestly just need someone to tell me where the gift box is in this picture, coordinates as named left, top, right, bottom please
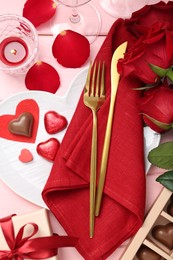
left=0, top=209, right=77, bottom=259
left=0, top=209, right=58, bottom=259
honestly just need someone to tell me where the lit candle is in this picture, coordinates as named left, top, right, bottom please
left=0, top=37, right=28, bottom=66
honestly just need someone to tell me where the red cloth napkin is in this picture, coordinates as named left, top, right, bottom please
left=42, top=19, right=146, bottom=260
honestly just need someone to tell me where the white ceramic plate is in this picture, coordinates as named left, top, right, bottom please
left=144, top=126, right=160, bottom=173
left=0, top=68, right=88, bottom=208
left=0, top=68, right=160, bottom=208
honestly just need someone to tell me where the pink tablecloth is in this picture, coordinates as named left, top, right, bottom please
left=0, top=0, right=166, bottom=259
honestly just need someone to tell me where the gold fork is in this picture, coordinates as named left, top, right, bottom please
left=83, top=61, right=105, bottom=238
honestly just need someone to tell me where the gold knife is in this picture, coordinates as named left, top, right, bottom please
left=95, top=41, right=128, bottom=216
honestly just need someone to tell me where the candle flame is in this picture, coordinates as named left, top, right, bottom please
left=11, top=49, right=17, bottom=55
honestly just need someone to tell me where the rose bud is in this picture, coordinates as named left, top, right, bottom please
left=118, top=23, right=173, bottom=84
left=52, top=30, right=90, bottom=68
left=138, top=81, right=173, bottom=133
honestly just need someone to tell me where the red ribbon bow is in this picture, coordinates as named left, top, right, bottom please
left=0, top=215, right=77, bottom=260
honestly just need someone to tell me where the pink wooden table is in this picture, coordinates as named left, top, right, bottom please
left=0, top=0, right=167, bottom=259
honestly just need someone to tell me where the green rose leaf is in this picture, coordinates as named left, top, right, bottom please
left=149, top=64, right=173, bottom=82
left=148, top=142, right=173, bottom=169
left=166, top=67, right=173, bottom=82
left=149, top=64, right=169, bottom=77
left=156, top=171, right=173, bottom=191
left=142, top=113, right=173, bottom=130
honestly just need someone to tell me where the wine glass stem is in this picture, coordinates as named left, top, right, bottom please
left=70, top=7, right=80, bottom=23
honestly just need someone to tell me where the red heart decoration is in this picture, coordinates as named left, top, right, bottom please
left=0, top=99, right=39, bottom=143
left=44, top=111, right=68, bottom=134
left=19, top=149, right=33, bottom=163
left=37, top=138, right=60, bottom=161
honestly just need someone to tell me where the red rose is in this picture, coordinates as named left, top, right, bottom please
left=126, top=1, right=173, bottom=37
left=118, top=22, right=173, bottom=84
left=138, top=80, right=173, bottom=133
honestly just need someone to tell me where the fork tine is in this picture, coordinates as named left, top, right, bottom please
left=95, top=62, right=100, bottom=97
left=100, top=62, right=105, bottom=98
left=91, top=62, right=97, bottom=96
left=84, top=61, right=92, bottom=95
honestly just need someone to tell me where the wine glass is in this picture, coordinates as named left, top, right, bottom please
left=99, top=0, right=149, bottom=19
left=51, top=0, right=101, bottom=43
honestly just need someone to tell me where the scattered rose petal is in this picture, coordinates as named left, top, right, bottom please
left=25, top=61, right=60, bottom=94
left=23, top=0, right=57, bottom=27
left=19, top=149, right=33, bottom=163
left=37, top=138, right=60, bottom=161
left=52, top=30, right=90, bottom=68
left=44, top=111, right=68, bottom=134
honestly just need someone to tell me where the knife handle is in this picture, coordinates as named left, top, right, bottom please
left=95, top=95, right=116, bottom=216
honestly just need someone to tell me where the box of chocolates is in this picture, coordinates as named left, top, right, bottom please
left=121, top=187, right=173, bottom=260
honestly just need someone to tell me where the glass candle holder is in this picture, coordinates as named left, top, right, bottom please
left=0, top=14, right=38, bottom=75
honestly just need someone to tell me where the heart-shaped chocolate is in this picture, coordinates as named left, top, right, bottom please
left=136, top=245, right=161, bottom=260
left=44, top=111, right=68, bottom=134
left=37, top=138, right=60, bottom=161
left=8, top=112, right=34, bottom=137
left=152, top=222, right=173, bottom=249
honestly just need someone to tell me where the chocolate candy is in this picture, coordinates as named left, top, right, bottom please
left=152, top=222, right=173, bottom=250
left=36, top=138, right=60, bottom=161
left=44, top=111, right=68, bottom=134
left=136, top=245, right=162, bottom=260
left=8, top=112, right=34, bottom=137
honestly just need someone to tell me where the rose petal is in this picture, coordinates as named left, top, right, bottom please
left=25, top=61, right=60, bottom=93
left=52, top=30, right=90, bottom=68
left=23, top=0, right=56, bottom=27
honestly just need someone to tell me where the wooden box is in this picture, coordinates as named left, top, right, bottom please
left=121, top=187, right=173, bottom=260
